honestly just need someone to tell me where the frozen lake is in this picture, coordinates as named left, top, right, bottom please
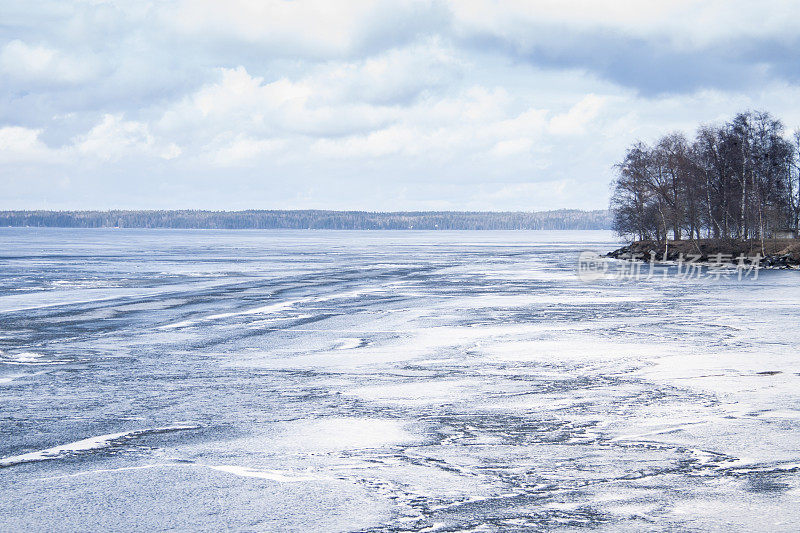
left=1, top=228, right=799, bottom=531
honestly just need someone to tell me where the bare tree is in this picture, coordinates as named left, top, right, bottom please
left=610, top=111, right=798, bottom=243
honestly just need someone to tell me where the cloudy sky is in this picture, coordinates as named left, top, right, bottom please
left=3, top=1, right=800, bottom=211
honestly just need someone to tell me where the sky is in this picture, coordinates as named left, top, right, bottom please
left=3, top=1, right=800, bottom=211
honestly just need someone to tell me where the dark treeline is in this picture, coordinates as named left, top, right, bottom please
left=0, top=209, right=612, bottom=230
left=611, top=110, right=800, bottom=242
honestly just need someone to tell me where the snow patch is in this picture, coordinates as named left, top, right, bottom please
left=0, top=425, right=200, bottom=467
left=207, top=464, right=322, bottom=482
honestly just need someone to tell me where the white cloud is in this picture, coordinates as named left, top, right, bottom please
left=490, top=138, right=534, bottom=157
left=0, top=127, right=51, bottom=161
left=75, top=114, right=180, bottom=161
left=164, top=0, right=443, bottom=58
left=315, top=40, right=464, bottom=104
left=164, top=66, right=397, bottom=139
left=309, top=87, right=541, bottom=160
left=207, top=134, right=285, bottom=166
left=167, top=0, right=365, bottom=54
left=0, top=40, right=97, bottom=85
left=548, top=94, right=605, bottom=136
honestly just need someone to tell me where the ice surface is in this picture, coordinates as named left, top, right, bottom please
left=1, top=228, right=799, bottom=531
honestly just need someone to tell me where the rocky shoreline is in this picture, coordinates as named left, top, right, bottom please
left=606, top=239, right=800, bottom=269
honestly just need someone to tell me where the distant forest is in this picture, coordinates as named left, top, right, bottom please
left=0, top=209, right=612, bottom=231
left=611, top=110, right=800, bottom=242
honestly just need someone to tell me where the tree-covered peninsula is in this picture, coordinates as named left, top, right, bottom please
left=609, top=110, right=800, bottom=266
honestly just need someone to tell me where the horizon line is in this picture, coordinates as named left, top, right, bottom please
left=0, top=208, right=610, bottom=214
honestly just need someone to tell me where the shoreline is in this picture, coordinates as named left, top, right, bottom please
left=606, top=239, right=800, bottom=269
